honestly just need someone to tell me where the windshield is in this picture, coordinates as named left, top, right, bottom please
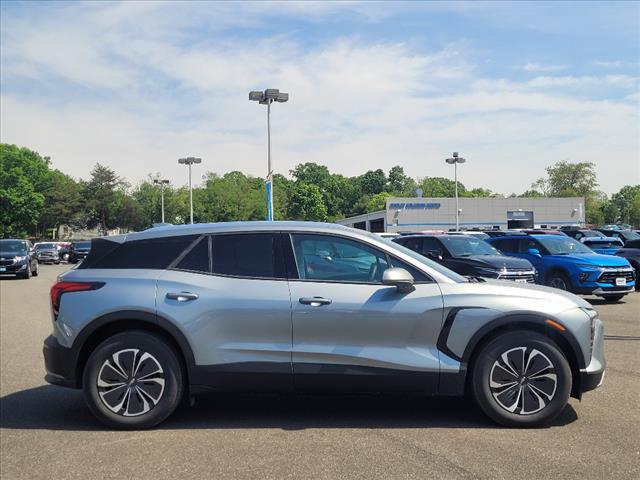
left=0, top=240, right=27, bottom=253
left=74, top=242, right=91, bottom=249
left=537, top=236, right=593, bottom=255
left=439, top=236, right=500, bottom=257
left=35, top=243, right=57, bottom=250
left=362, top=231, right=467, bottom=283
left=582, top=231, right=604, bottom=238
left=620, top=230, right=640, bottom=240
left=583, top=240, right=622, bottom=249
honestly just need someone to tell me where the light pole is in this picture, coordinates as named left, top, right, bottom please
left=249, top=88, right=289, bottom=221
left=445, top=152, right=466, bottom=231
left=153, top=179, right=170, bottom=223
left=178, top=157, right=202, bottom=224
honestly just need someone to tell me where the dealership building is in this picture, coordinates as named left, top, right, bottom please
left=336, top=197, right=585, bottom=233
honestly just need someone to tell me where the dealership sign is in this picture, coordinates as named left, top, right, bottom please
left=389, top=202, right=441, bottom=210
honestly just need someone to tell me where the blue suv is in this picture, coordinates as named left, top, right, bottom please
left=488, top=234, right=635, bottom=302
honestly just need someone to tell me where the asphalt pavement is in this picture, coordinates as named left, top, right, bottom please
left=1, top=264, right=638, bottom=479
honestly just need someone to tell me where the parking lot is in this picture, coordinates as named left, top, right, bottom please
left=1, top=264, right=638, bottom=480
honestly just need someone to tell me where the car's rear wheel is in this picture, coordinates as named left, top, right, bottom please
left=547, top=272, right=571, bottom=291
left=83, top=331, right=184, bottom=429
left=471, top=331, right=571, bottom=427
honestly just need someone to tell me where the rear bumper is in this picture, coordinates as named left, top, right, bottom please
left=43, top=335, right=79, bottom=388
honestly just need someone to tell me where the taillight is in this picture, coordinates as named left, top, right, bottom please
left=50, top=281, right=104, bottom=319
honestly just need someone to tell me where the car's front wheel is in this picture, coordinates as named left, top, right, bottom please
left=470, top=331, right=571, bottom=427
left=547, top=272, right=571, bottom=291
left=83, top=331, right=184, bottom=429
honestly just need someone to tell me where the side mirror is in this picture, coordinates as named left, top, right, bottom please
left=527, top=248, right=542, bottom=257
left=382, top=268, right=415, bottom=293
left=425, top=251, right=443, bottom=261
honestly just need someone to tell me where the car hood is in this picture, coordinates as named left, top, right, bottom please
left=478, top=279, right=593, bottom=310
left=456, top=254, right=533, bottom=270
left=552, top=253, right=630, bottom=267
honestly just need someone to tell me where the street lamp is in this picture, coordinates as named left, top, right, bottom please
left=249, top=88, right=289, bottom=221
left=153, top=179, right=170, bottom=223
left=445, top=152, right=467, bottom=232
left=178, top=157, right=202, bottom=224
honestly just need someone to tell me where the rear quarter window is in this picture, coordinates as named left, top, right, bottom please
left=81, top=235, right=199, bottom=269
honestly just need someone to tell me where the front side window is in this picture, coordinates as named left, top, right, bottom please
left=212, top=233, right=280, bottom=279
left=291, top=234, right=389, bottom=283
left=421, top=237, right=444, bottom=256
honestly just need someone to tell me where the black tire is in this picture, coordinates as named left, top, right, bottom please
left=82, top=331, right=184, bottom=430
left=601, top=294, right=624, bottom=303
left=546, top=271, right=571, bottom=292
left=470, top=331, right=572, bottom=428
left=20, top=265, right=32, bottom=279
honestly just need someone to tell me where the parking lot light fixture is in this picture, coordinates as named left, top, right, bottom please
left=445, top=152, right=467, bottom=232
left=178, top=157, right=202, bottom=224
left=249, top=88, right=289, bottom=221
left=153, top=179, right=170, bottom=223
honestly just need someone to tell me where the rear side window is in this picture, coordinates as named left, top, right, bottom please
left=175, top=236, right=210, bottom=273
left=81, top=235, right=198, bottom=269
left=212, top=233, right=282, bottom=279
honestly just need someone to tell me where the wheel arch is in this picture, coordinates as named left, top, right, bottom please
left=72, top=310, right=195, bottom=389
left=459, top=314, right=585, bottom=399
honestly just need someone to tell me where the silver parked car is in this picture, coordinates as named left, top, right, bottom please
left=43, top=222, right=605, bottom=429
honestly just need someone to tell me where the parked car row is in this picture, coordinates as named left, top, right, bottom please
left=392, top=232, right=636, bottom=301
left=0, top=239, right=93, bottom=279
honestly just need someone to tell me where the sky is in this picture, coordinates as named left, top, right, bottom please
left=1, top=0, right=639, bottom=195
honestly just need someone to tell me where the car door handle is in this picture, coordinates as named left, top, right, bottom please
left=166, top=292, right=199, bottom=302
left=299, top=297, right=332, bottom=306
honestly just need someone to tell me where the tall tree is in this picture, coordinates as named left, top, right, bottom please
left=387, top=166, right=416, bottom=195
left=611, top=185, right=640, bottom=226
left=83, top=163, right=124, bottom=233
left=418, top=177, right=467, bottom=197
left=0, top=144, right=48, bottom=237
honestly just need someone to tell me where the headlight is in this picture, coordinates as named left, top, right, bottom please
left=14, top=256, right=27, bottom=262
left=576, top=264, right=604, bottom=270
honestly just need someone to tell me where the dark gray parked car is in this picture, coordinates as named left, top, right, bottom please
left=43, top=222, right=605, bottom=429
left=0, top=239, right=39, bottom=279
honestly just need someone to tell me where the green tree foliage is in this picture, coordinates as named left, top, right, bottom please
left=286, top=183, right=328, bottom=221
left=83, top=163, right=124, bottom=233
left=418, top=177, right=467, bottom=197
left=611, top=185, right=640, bottom=226
left=358, top=169, right=386, bottom=195
left=0, top=144, right=48, bottom=237
left=387, top=166, right=417, bottom=195
left=3, top=143, right=639, bottom=236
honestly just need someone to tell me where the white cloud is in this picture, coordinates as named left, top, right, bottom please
left=522, top=63, right=567, bottom=73
left=1, top=2, right=638, bottom=195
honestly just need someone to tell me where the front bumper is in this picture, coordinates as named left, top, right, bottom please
left=578, top=318, right=605, bottom=395
left=0, top=262, right=27, bottom=274
left=43, top=335, right=79, bottom=388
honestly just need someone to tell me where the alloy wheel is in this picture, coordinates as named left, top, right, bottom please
left=96, top=349, right=165, bottom=417
left=549, top=277, right=567, bottom=290
left=489, top=347, right=557, bottom=415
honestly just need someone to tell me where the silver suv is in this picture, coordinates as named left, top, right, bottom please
left=43, top=222, right=605, bottom=429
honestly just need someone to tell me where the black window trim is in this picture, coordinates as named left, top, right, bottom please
left=286, top=231, right=435, bottom=286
